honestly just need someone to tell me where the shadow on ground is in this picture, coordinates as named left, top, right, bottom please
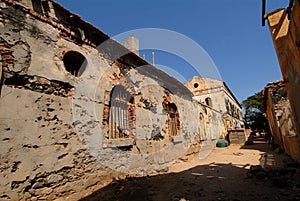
left=241, top=137, right=293, bottom=168
left=80, top=139, right=300, bottom=201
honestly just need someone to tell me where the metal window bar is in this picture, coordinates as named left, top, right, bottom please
left=109, top=85, right=131, bottom=139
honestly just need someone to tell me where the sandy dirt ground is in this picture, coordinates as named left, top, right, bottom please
left=69, top=138, right=300, bottom=201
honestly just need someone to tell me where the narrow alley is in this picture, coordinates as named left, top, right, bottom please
left=1, top=1, right=300, bottom=200
left=77, top=137, right=300, bottom=201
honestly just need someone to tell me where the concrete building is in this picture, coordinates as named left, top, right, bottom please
left=0, top=0, right=242, bottom=199
left=265, top=0, right=300, bottom=162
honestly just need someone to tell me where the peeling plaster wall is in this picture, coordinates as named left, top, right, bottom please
left=185, top=77, right=244, bottom=135
left=262, top=80, right=300, bottom=163
left=266, top=1, right=300, bottom=163
left=0, top=2, right=122, bottom=200
left=0, top=86, right=122, bottom=200
left=0, top=0, right=233, bottom=200
left=267, top=1, right=300, bottom=137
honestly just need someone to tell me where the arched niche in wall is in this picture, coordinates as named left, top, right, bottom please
left=108, top=84, right=134, bottom=139
left=199, top=112, right=204, bottom=121
left=198, top=112, right=207, bottom=140
left=63, top=51, right=87, bottom=77
left=163, top=102, right=180, bottom=139
left=205, top=97, right=213, bottom=107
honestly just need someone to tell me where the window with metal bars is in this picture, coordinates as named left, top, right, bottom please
left=108, top=85, right=133, bottom=139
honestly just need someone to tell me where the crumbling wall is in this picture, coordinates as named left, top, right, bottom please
left=267, top=1, right=300, bottom=136
left=0, top=2, right=123, bottom=200
left=0, top=0, right=234, bottom=200
left=90, top=65, right=201, bottom=173
left=266, top=1, right=300, bottom=163
left=0, top=86, right=122, bottom=200
left=185, top=76, right=244, bottom=138
left=263, top=84, right=285, bottom=149
left=262, top=80, right=300, bottom=163
left=183, top=101, right=227, bottom=160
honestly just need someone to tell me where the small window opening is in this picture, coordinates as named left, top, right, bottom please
left=31, top=0, right=43, bottom=15
left=194, top=83, right=199, bottom=88
left=41, top=1, right=51, bottom=17
left=163, top=102, right=180, bottom=139
left=63, top=51, right=87, bottom=77
left=199, top=112, right=204, bottom=121
left=108, top=85, right=133, bottom=139
left=205, top=97, right=212, bottom=107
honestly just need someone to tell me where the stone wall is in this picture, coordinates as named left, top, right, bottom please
left=262, top=80, right=300, bottom=163
left=0, top=1, right=122, bottom=199
left=266, top=1, right=300, bottom=137
left=0, top=0, right=233, bottom=199
left=185, top=77, right=244, bottom=137
left=266, top=1, right=300, bottom=163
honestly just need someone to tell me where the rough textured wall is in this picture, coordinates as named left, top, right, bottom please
left=185, top=77, right=244, bottom=133
left=267, top=1, right=300, bottom=136
left=262, top=81, right=300, bottom=163
left=266, top=1, right=300, bottom=163
left=0, top=0, right=233, bottom=200
left=278, top=101, right=300, bottom=162
left=264, top=84, right=285, bottom=149
left=0, top=1, right=223, bottom=200
left=0, top=2, right=122, bottom=200
left=0, top=86, right=122, bottom=200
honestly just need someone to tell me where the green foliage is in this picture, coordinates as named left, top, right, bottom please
left=242, top=92, right=268, bottom=131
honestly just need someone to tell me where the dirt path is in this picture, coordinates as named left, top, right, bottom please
left=76, top=139, right=300, bottom=201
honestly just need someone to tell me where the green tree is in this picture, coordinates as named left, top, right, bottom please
left=242, top=92, right=268, bottom=131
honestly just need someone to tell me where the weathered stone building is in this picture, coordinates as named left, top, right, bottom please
left=265, top=0, right=300, bottom=163
left=266, top=0, right=300, bottom=136
left=0, top=0, right=242, bottom=199
left=185, top=77, right=245, bottom=144
left=262, top=80, right=299, bottom=162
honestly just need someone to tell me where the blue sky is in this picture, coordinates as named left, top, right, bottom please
left=55, top=0, right=287, bottom=103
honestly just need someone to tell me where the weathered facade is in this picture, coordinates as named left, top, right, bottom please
left=266, top=0, right=300, bottom=137
left=262, top=80, right=300, bottom=163
left=185, top=77, right=245, bottom=144
left=266, top=0, right=300, bottom=162
left=0, top=0, right=241, bottom=199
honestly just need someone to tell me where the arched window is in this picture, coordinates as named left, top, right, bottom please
left=63, top=51, right=87, bottom=77
left=205, top=97, right=212, bottom=107
left=163, top=102, right=180, bottom=138
left=109, top=85, right=133, bottom=139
